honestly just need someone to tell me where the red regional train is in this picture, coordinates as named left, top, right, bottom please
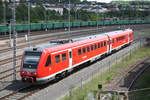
left=20, top=29, right=134, bottom=84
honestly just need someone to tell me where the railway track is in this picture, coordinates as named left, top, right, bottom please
left=0, top=24, right=149, bottom=83
left=0, top=28, right=101, bottom=54
left=0, top=37, right=147, bottom=100
left=0, top=28, right=103, bottom=81
left=0, top=28, right=100, bottom=65
left=0, top=55, right=21, bottom=66
left=0, top=79, right=55, bottom=100
left=0, top=27, right=107, bottom=64
left=1, top=23, right=149, bottom=53
left=0, top=28, right=101, bottom=67
left=103, top=56, right=150, bottom=92
left=0, top=37, right=144, bottom=81
left=0, top=32, right=148, bottom=82
left=0, top=66, right=20, bottom=80
left=0, top=85, right=41, bottom=100
left=128, top=60, right=150, bottom=90
left=0, top=26, right=96, bottom=40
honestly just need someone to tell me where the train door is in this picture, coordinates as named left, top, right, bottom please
left=105, top=34, right=112, bottom=53
left=109, top=38, right=112, bottom=52
left=128, top=32, right=130, bottom=43
left=107, top=40, right=109, bottom=53
left=68, top=49, right=72, bottom=67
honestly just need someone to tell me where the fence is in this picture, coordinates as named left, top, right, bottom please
left=64, top=39, right=147, bottom=100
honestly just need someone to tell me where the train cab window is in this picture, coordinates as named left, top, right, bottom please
left=55, top=55, right=60, bottom=63
left=45, top=55, right=51, bottom=67
left=62, top=53, right=66, bottom=61
left=98, top=43, right=100, bottom=48
left=23, top=51, right=42, bottom=69
left=83, top=47, right=86, bottom=53
left=78, top=49, right=82, bottom=55
left=87, top=46, right=90, bottom=52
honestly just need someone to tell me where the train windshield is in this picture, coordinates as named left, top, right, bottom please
left=23, top=51, right=42, bottom=69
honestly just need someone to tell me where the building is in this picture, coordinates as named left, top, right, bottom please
left=44, top=4, right=64, bottom=15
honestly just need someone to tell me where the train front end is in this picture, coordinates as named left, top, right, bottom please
left=20, top=49, right=42, bottom=83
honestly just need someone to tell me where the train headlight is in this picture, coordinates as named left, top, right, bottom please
left=21, top=71, right=27, bottom=75
left=31, top=72, right=37, bottom=76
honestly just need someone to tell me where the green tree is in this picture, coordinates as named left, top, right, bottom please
left=0, top=1, right=3, bottom=23
left=16, top=4, right=28, bottom=23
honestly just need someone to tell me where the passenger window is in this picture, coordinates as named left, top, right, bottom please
left=104, top=41, right=107, bottom=46
left=104, top=41, right=106, bottom=46
left=113, top=39, right=115, bottom=43
left=91, top=45, right=93, bottom=51
left=55, top=55, right=60, bottom=63
left=107, top=41, right=109, bottom=44
left=62, top=53, right=66, bottom=61
left=95, top=44, right=97, bottom=49
left=92, top=45, right=95, bottom=50
left=87, top=46, right=90, bottom=52
left=105, top=41, right=107, bottom=45
left=111, top=40, right=113, bottom=44
left=45, top=55, right=51, bottom=67
left=101, top=42, right=103, bottom=47
left=98, top=43, right=100, bottom=48
left=83, top=47, right=86, bottom=53
left=78, top=49, right=82, bottom=55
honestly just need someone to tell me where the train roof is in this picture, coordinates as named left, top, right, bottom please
left=24, top=29, right=132, bottom=53
left=25, top=32, right=107, bottom=52
left=25, top=43, right=59, bottom=52
left=45, top=34, right=108, bottom=53
left=105, top=29, right=133, bottom=37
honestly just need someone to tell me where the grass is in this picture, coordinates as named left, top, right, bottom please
left=60, top=46, right=150, bottom=100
